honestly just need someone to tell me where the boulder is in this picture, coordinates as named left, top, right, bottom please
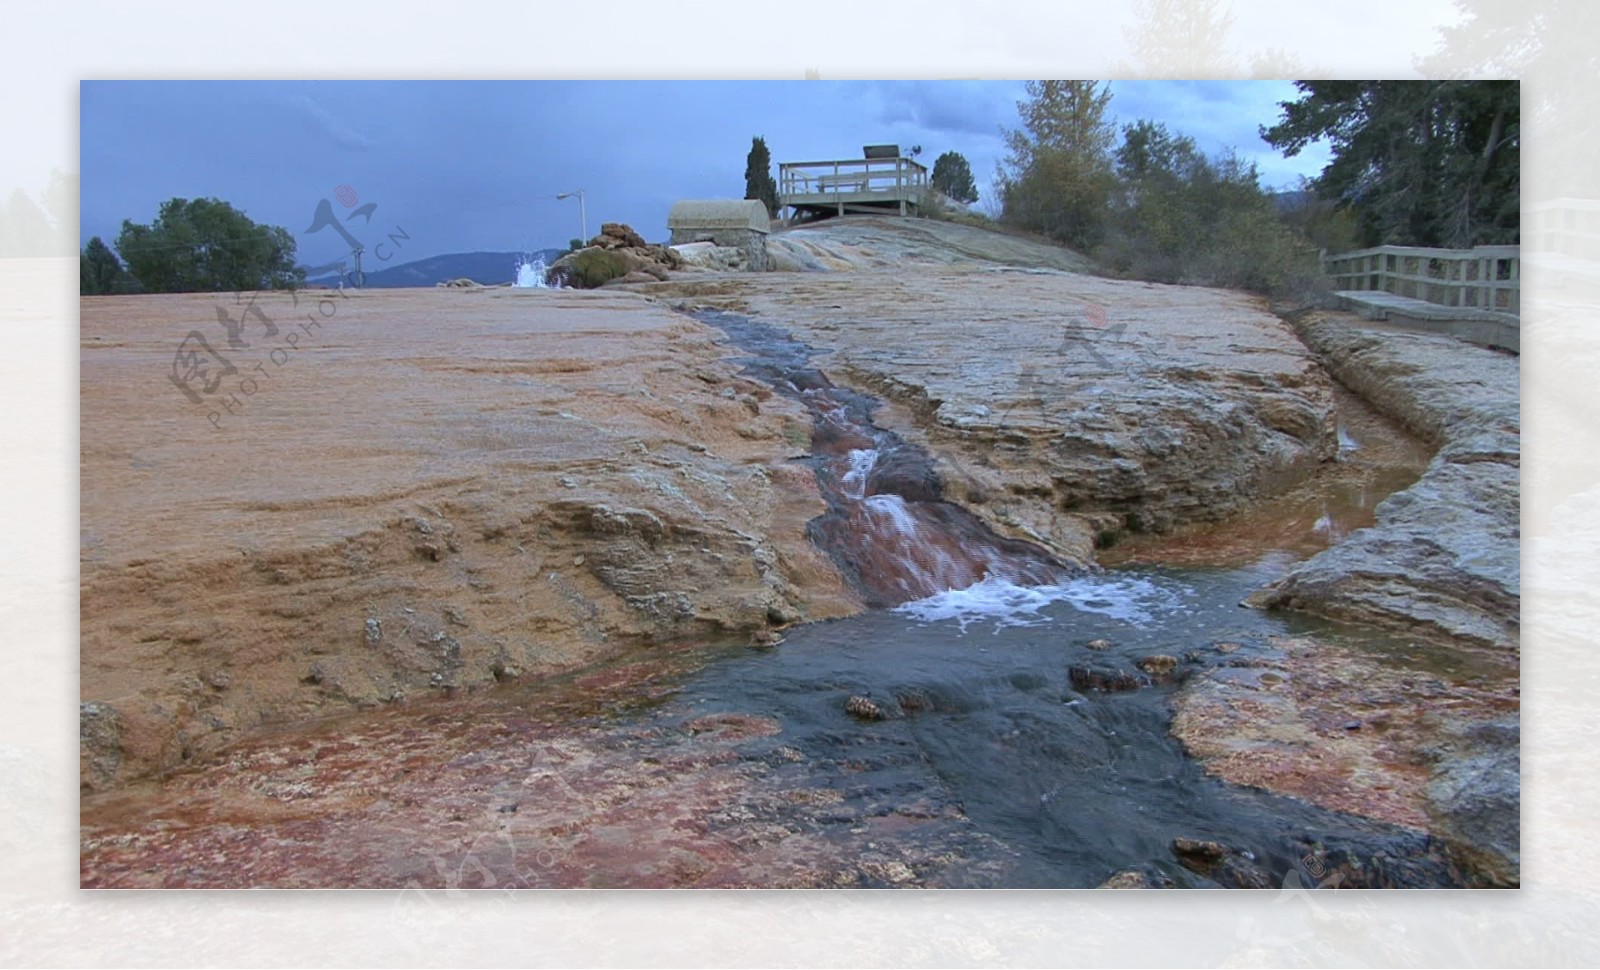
left=549, top=224, right=682, bottom=288
left=1098, top=866, right=1175, bottom=889
left=1170, top=837, right=1275, bottom=888
left=592, top=222, right=647, bottom=250
left=1136, top=654, right=1179, bottom=677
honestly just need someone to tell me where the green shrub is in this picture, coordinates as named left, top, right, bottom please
left=1096, top=126, right=1329, bottom=301
left=547, top=249, right=628, bottom=289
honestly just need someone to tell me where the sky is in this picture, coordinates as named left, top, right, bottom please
left=79, top=80, right=1333, bottom=268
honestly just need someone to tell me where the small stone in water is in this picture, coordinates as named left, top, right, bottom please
left=1137, top=655, right=1179, bottom=676
left=1069, top=663, right=1146, bottom=692
left=846, top=695, right=885, bottom=721
left=1099, top=866, right=1175, bottom=889
left=1085, top=638, right=1114, bottom=651
left=1172, top=837, right=1228, bottom=862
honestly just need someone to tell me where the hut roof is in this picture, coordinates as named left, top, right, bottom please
left=667, top=199, right=771, bottom=234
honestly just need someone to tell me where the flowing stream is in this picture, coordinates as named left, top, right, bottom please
left=81, top=308, right=1467, bottom=889
left=656, top=309, right=1462, bottom=887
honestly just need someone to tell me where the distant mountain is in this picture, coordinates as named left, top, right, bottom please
left=303, top=249, right=566, bottom=288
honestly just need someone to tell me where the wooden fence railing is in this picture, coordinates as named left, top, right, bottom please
left=778, top=157, right=929, bottom=201
left=1322, top=244, right=1520, bottom=315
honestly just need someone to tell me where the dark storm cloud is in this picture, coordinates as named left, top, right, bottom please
left=79, top=80, right=1325, bottom=267
left=872, top=82, right=1025, bottom=139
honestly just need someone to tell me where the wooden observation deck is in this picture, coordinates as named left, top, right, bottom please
left=778, top=155, right=930, bottom=222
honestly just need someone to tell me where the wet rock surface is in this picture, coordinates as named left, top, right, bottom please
left=1223, top=312, right=1521, bottom=885
left=81, top=596, right=1480, bottom=889
left=1171, top=633, right=1519, bottom=884
left=654, top=218, right=1339, bottom=562
left=1246, top=312, right=1520, bottom=655
left=80, top=218, right=1518, bottom=891
left=78, top=644, right=1018, bottom=889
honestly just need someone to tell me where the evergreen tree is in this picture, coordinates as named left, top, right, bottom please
left=997, top=81, right=1118, bottom=248
left=930, top=151, right=979, bottom=204
left=744, top=136, right=779, bottom=218
left=80, top=236, right=125, bottom=294
left=1261, top=81, right=1519, bottom=247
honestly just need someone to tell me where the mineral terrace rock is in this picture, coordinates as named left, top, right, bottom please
left=666, top=219, right=1341, bottom=563
left=1246, top=313, right=1520, bottom=654
left=1171, top=633, right=1520, bottom=885
left=79, top=703, right=123, bottom=793
left=1425, top=718, right=1521, bottom=887
left=79, top=287, right=859, bottom=791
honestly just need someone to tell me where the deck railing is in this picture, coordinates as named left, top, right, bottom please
left=1322, top=244, right=1520, bottom=315
left=778, top=157, right=929, bottom=201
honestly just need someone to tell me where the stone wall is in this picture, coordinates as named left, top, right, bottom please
left=669, top=227, right=770, bottom=271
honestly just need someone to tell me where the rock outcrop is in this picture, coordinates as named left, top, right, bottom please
left=79, top=286, right=858, bottom=792
left=658, top=245, right=1338, bottom=561
left=671, top=241, right=753, bottom=273
left=1245, top=312, right=1520, bottom=654
left=545, top=222, right=685, bottom=288
left=1171, top=630, right=1520, bottom=886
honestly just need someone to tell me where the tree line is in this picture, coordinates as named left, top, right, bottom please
left=993, top=79, right=1519, bottom=296
left=81, top=197, right=303, bottom=295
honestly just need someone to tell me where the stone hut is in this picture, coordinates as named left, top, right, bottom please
left=667, top=199, right=772, bottom=271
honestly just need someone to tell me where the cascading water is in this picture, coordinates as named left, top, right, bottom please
left=692, top=308, right=1074, bottom=609
left=79, top=305, right=1478, bottom=890
left=513, top=254, right=556, bottom=288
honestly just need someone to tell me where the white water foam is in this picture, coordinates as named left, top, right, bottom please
left=841, top=448, right=877, bottom=500
left=1337, top=423, right=1361, bottom=452
left=514, top=254, right=555, bottom=288
left=893, top=573, right=1191, bottom=633
left=862, top=493, right=919, bottom=536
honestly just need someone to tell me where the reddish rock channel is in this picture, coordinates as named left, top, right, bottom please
left=81, top=310, right=1511, bottom=889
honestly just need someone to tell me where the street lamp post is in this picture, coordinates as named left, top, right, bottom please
left=556, top=190, right=587, bottom=245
